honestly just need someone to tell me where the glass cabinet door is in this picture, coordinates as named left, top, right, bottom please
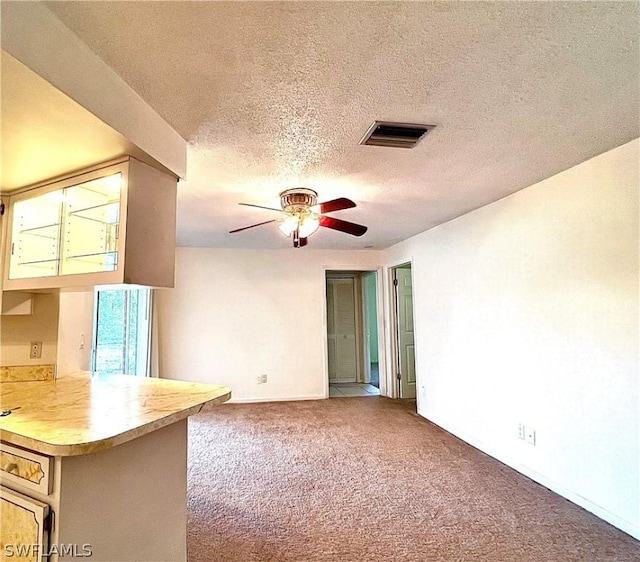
left=8, top=191, right=63, bottom=279
left=60, top=172, right=122, bottom=276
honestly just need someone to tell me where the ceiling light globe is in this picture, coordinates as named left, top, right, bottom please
left=278, top=215, right=299, bottom=236
left=299, top=216, right=320, bottom=238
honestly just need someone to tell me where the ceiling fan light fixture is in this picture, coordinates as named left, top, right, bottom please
left=231, top=188, right=366, bottom=248
left=277, top=211, right=320, bottom=238
left=298, top=214, right=320, bottom=238
left=278, top=214, right=299, bottom=236
left=280, top=188, right=317, bottom=209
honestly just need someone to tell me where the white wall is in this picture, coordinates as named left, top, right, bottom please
left=56, top=289, right=95, bottom=375
left=0, top=288, right=94, bottom=373
left=385, top=139, right=639, bottom=538
left=0, top=292, right=59, bottom=366
left=156, top=248, right=383, bottom=401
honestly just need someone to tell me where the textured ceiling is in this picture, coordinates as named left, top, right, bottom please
left=45, top=1, right=639, bottom=250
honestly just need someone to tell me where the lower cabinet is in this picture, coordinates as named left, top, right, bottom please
left=1, top=420, right=189, bottom=561
left=0, top=487, right=50, bottom=562
left=0, top=443, right=53, bottom=562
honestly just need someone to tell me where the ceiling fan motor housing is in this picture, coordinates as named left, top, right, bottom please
left=280, top=188, right=318, bottom=211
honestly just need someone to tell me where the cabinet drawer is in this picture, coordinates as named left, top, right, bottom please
left=0, top=486, right=50, bottom=562
left=0, top=444, right=52, bottom=495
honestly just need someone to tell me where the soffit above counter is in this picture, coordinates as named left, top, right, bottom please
left=1, top=52, right=179, bottom=192
left=1, top=2, right=187, bottom=192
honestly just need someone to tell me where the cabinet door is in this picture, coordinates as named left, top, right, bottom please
left=0, top=486, right=50, bottom=562
left=8, top=191, right=62, bottom=280
left=59, top=172, right=122, bottom=276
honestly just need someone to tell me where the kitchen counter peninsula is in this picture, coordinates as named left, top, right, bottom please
left=0, top=373, right=230, bottom=455
left=0, top=373, right=231, bottom=562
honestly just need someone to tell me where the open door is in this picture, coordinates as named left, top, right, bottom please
left=393, top=264, right=416, bottom=399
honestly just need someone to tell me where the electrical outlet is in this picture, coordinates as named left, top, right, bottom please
left=517, top=422, right=526, bottom=440
left=257, top=374, right=267, bottom=384
left=30, top=341, right=42, bottom=359
left=525, top=428, right=536, bottom=445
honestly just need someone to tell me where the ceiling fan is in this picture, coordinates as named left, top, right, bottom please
left=229, top=188, right=368, bottom=248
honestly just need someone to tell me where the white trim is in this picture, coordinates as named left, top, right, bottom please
left=422, top=411, right=640, bottom=540
left=149, top=290, right=160, bottom=378
left=362, top=272, right=374, bottom=384
left=227, top=395, right=327, bottom=404
left=375, top=268, right=389, bottom=398
left=321, top=272, right=331, bottom=399
left=387, top=266, right=399, bottom=399
left=135, top=288, right=153, bottom=377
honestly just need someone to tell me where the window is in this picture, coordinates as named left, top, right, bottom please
left=92, top=287, right=152, bottom=376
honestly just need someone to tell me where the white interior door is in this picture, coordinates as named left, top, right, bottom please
left=326, top=277, right=358, bottom=383
left=396, top=267, right=416, bottom=398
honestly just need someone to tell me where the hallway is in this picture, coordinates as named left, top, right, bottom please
left=329, top=383, right=380, bottom=397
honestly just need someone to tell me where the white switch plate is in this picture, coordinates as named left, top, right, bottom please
left=257, top=374, right=267, bottom=384
left=517, top=423, right=526, bottom=440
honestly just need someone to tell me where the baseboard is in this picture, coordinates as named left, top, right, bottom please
left=227, top=394, right=327, bottom=404
left=421, top=411, right=640, bottom=541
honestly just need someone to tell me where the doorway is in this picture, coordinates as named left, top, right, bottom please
left=391, top=263, right=417, bottom=399
left=326, top=270, right=380, bottom=398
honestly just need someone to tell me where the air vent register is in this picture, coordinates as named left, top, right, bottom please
left=359, top=121, right=434, bottom=149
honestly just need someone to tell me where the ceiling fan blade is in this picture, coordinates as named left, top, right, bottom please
left=239, top=203, right=282, bottom=212
left=229, top=219, right=276, bottom=233
left=315, top=197, right=356, bottom=214
left=319, top=216, right=367, bottom=237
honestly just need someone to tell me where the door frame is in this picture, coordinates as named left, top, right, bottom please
left=322, top=266, right=387, bottom=398
left=361, top=271, right=378, bottom=385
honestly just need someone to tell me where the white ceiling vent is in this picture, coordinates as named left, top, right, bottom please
left=359, top=121, right=434, bottom=148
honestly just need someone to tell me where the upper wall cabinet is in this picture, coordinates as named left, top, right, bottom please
left=3, top=157, right=177, bottom=291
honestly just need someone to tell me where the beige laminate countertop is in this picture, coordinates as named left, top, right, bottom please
left=0, top=373, right=231, bottom=456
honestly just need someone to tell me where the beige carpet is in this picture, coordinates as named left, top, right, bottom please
left=187, top=397, right=639, bottom=562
